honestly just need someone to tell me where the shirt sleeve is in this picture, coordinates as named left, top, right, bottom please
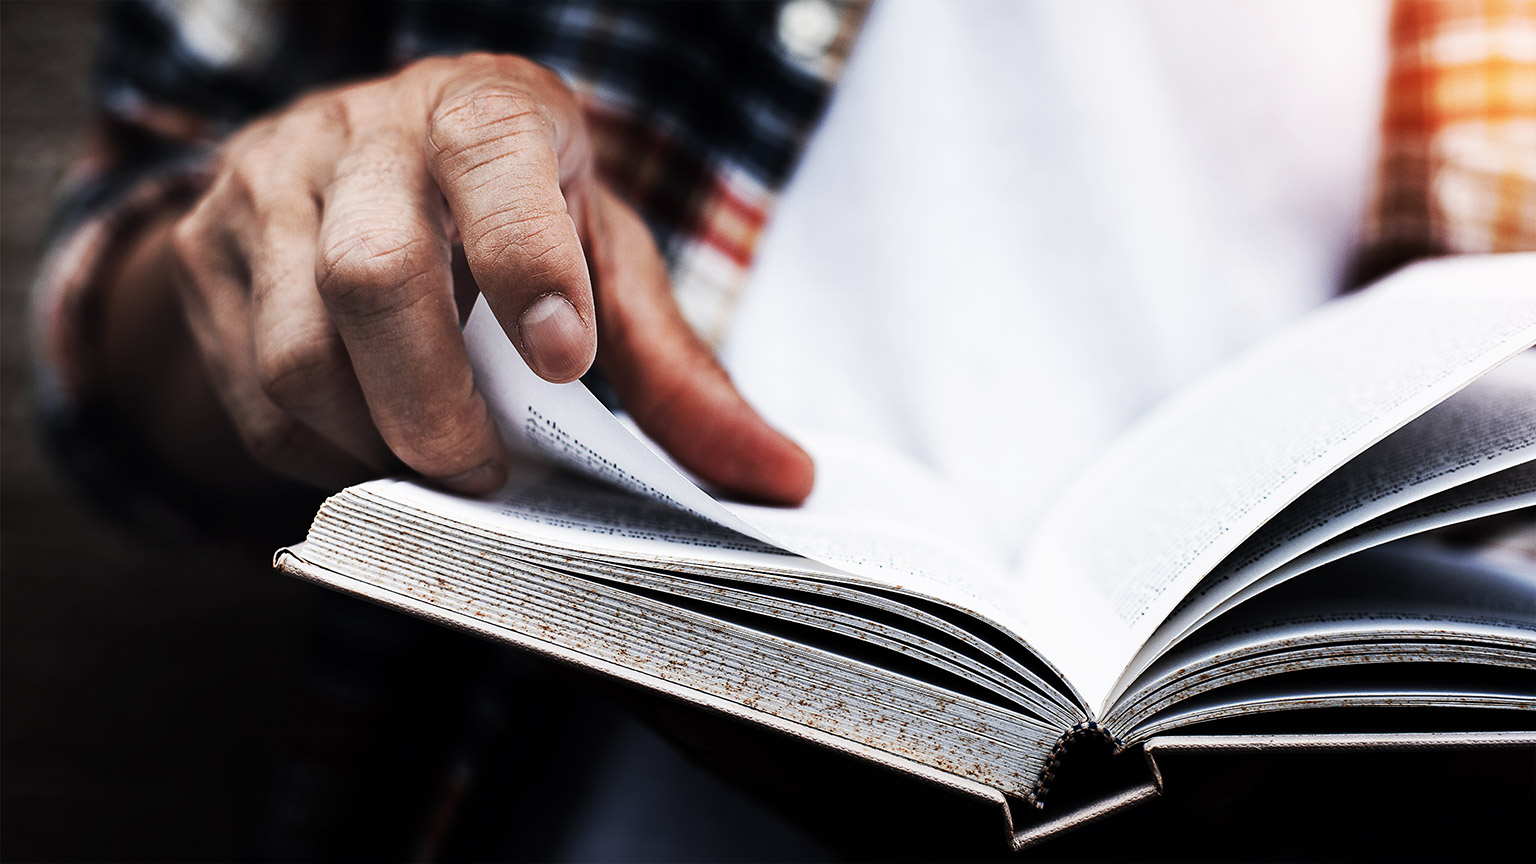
left=30, top=0, right=859, bottom=538
left=31, top=0, right=393, bottom=538
left=1359, top=0, right=1536, bottom=280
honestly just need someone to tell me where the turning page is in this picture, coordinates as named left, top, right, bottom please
left=463, top=297, right=773, bottom=545
left=461, top=297, right=1023, bottom=631
left=1011, top=254, right=1536, bottom=712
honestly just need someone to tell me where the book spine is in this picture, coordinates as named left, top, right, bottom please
left=1032, top=721, right=1120, bottom=807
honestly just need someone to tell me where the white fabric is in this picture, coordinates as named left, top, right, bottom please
left=721, top=0, right=1391, bottom=559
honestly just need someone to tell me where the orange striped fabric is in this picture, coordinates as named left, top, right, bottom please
left=1367, top=0, right=1536, bottom=265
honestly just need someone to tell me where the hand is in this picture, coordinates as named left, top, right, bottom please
left=159, top=53, right=811, bottom=503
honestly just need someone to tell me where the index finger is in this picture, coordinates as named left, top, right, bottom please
left=316, top=133, right=510, bottom=494
left=424, top=63, right=598, bottom=384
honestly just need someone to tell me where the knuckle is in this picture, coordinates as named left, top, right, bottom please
left=528, top=61, right=568, bottom=94
left=456, top=50, right=508, bottom=75
left=224, top=162, right=266, bottom=206
left=416, top=51, right=543, bottom=85
left=168, top=210, right=219, bottom=286
left=428, top=83, right=549, bottom=167
left=257, top=328, right=348, bottom=409
left=469, top=210, right=580, bottom=275
left=294, top=91, right=354, bottom=139
left=221, top=119, right=273, bottom=163
left=316, top=226, right=437, bottom=312
left=168, top=214, right=205, bottom=269
left=206, top=156, right=276, bottom=221
left=402, top=52, right=462, bottom=81
left=225, top=151, right=313, bottom=221
left=467, top=208, right=547, bottom=252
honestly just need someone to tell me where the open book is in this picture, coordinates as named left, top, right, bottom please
left=276, top=255, right=1536, bottom=849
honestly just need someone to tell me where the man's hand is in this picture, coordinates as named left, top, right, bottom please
left=125, top=54, right=810, bottom=504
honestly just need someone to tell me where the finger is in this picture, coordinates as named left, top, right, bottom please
left=587, top=186, right=814, bottom=505
left=169, top=200, right=376, bottom=489
left=424, top=71, right=597, bottom=383
left=247, top=195, right=396, bottom=472
left=315, top=133, right=510, bottom=495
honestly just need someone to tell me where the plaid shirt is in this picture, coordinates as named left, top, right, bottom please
left=33, top=0, right=867, bottom=534
left=31, top=0, right=1536, bottom=536
left=1362, top=0, right=1536, bottom=274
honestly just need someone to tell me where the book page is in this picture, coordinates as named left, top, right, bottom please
left=1111, top=541, right=1536, bottom=732
left=608, top=415, right=1017, bottom=612
left=463, top=298, right=774, bottom=546
left=320, top=465, right=1082, bottom=718
left=1112, top=353, right=1536, bottom=699
left=1206, top=460, right=1536, bottom=618
left=1010, top=254, right=1536, bottom=713
left=457, top=302, right=1024, bottom=630
left=1127, top=686, right=1533, bottom=744
left=720, top=432, right=1023, bottom=632
left=1101, top=459, right=1536, bottom=725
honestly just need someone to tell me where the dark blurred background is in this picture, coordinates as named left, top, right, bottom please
left=4, top=4, right=1534, bottom=863
left=1, top=4, right=321, bottom=858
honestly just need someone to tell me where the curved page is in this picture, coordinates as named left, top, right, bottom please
left=1012, top=254, right=1536, bottom=713
left=1109, top=542, right=1536, bottom=733
left=462, top=297, right=1026, bottom=638
left=1111, top=354, right=1536, bottom=701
